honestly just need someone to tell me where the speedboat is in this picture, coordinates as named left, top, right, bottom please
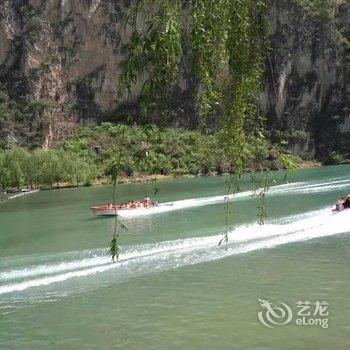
left=90, top=204, right=120, bottom=216
left=91, top=201, right=158, bottom=216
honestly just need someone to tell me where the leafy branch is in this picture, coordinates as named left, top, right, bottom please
left=116, top=0, right=295, bottom=252
left=109, top=124, right=128, bottom=263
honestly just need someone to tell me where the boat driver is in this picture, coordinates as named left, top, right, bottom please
left=343, top=195, right=350, bottom=209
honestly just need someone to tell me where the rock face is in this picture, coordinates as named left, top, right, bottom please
left=0, top=0, right=349, bottom=159
left=0, top=0, right=130, bottom=147
left=262, top=0, right=350, bottom=160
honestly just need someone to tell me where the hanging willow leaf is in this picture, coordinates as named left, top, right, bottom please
left=118, top=0, right=183, bottom=123
left=116, top=0, right=295, bottom=249
left=108, top=124, right=129, bottom=262
left=109, top=235, right=119, bottom=263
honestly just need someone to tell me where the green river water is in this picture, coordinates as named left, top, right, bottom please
left=1, top=165, right=350, bottom=349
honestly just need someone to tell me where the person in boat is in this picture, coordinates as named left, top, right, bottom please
left=130, top=200, right=137, bottom=209
left=343, top=195, right=350, bottom=209
left=335, top=203, right=342, bottom=211
left=143, top=196, right=152, bottom=207
left=334, top=197, right=346, bottom=211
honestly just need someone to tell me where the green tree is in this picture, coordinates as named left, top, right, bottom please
left=25, top=150, right=42, bottom=188
left=40, top=150, right=64, bottom=187
left=0, top=150, right=10, bottom=190
left=64, top=153, right=94, bottom=187
left=15, top=148, right=38, bottom=189
left=4, top=148, right=29, bottom=190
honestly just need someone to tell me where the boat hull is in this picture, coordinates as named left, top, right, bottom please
left=91, top=207, right=119, bottom=216
left=91, top=205, right=156, bottom=216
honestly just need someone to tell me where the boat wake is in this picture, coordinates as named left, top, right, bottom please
left=117, top=176, right=350, bottom=218
left=1, top=205, right=349, bottom=310
left=0, top=189, right=39, bottom=204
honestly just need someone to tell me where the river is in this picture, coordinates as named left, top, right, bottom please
left=1, top=165, right=350, bottom=349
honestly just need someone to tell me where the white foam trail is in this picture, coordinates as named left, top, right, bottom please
left=288, top=182, right=350, bottom=194
left=117, top=183, right=297, bottom=218
left=0, top=190, right=39, bottom=203
left=0, top=256, right=109, bottom=282
left=1, top=207, right=349, bottom=296
left=117, top=178, right=350, bottom=218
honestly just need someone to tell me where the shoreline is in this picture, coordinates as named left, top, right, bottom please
left=0, top=160, right=324, bottom=200
left=39, top=159, right=325, bottom=189
left=92, top=159, right=324, bottom=185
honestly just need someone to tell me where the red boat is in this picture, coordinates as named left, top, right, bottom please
left=91, top=199, right=157, bottom=216
left=90, top=204, right=121, bottom=216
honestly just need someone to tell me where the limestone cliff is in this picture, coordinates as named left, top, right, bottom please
left=262, top=0, right=350, bottom=160
left=0, top=0, right=349, bottom=160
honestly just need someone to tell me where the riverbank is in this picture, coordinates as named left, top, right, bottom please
left=0, top=159, right=324, bottom=200
left=38, top=159, right=326, bottom=188
left=109, top=159, right=323, bottom=184
left=1, top=123, right=343, bottom=194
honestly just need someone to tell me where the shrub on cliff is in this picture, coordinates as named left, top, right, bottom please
left=328, top=152, right=344, bottom=165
